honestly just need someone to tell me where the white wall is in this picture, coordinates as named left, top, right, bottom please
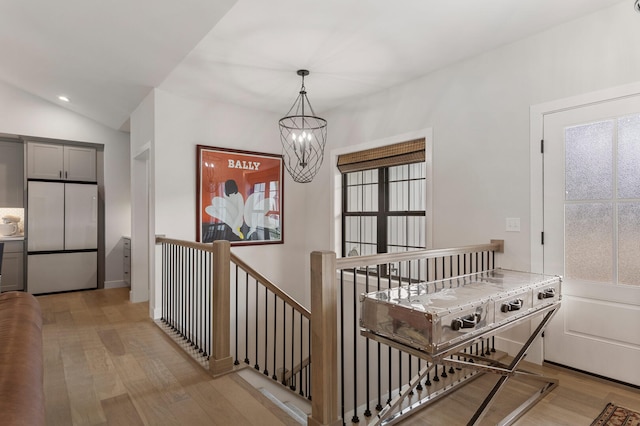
left=151, top=89, right=309, bottom=304
left=0, top=80, right=131, bottom=287
left=129, top=91, right=155, bottom=304
left=298, top=3, right=640, bottom=355
left=305, top=2, right=640, bottom=271
left=138, top=3, right=640, bottom=348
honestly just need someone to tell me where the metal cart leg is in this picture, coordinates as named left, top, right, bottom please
left=467, top=307, right=559, bottom=426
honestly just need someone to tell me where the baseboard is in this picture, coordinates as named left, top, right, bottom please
left=494, top=336, right=538, bottom=363
left=151, top=306, right=162, bottom=319
left=104, top=280, right=129, bottom=289
left=494, top=335, right=544, bottom=365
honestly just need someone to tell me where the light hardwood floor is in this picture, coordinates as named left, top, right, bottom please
left=38, top=288, right=299, bottom=426
left=37, top=288, right=639, bottom=425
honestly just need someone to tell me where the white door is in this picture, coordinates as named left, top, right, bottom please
left=543, top=95, right=640, bottom=386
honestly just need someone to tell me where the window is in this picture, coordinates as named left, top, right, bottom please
left=339, top=139, right=426, bottom=257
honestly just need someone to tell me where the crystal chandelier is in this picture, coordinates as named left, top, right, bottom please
left=279, top=70, right=327, bottom=183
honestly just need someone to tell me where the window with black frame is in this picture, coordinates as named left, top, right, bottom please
left=339, top=139, right=426, bottom=258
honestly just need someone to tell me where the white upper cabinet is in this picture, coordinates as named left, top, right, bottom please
left=64, top=145, right=97, bottom=182
left=27, top=142, right=96, bottom=182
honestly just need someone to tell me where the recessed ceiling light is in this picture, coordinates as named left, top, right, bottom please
left=58, top=95, right=70, bottom=102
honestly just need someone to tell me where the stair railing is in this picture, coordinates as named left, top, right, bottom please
left=156, top=237, right=312, bottom=398
left=308, top=240, right=504, bottom=426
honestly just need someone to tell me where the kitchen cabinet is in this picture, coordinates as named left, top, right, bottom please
left=123, top=237, right=131, bottom=285
left=27, top=142, right=96, bottom=182
left=0, top=240, right=24, bottom=292
left=0, top=140, right=24, bottom=207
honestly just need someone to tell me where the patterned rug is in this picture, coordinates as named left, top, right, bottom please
left=591, top=403, right=640, bottom=426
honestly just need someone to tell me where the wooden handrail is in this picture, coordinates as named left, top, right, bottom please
left=282, top=356, right=311, bottom=382
left=335, top=240, right=503, bottom=270
left=231, top=253, right=311, bottom=319
left=155, top=236, right=215, bottom=252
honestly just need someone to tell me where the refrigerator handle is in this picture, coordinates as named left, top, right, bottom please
left=59, top=170, right=62, bottom=179
left=92, top=195, right=98, bottom=222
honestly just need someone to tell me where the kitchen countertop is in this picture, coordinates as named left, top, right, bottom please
left=0, top=235, right=25, bottom=241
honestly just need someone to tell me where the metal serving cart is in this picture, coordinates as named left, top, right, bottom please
left=360, top=268, right=562, bottom=425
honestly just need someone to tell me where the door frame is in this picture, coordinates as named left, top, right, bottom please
left=528, top=81, right=640, bottom=363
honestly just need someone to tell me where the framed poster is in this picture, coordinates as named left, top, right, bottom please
left=197, top=145, right=284, bottom=245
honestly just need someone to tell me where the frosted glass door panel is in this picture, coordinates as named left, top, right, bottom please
left=27, top=182, right=64, bottom=251
left=565, top=121, right=613, bottom=201
left=565, top=203, right=613, bottom=283
left=618, top=203, right=640, bottom=285
left=617, top=114, right=640, bottom=199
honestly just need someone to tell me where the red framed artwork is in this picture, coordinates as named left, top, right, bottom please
left=197, top=145, right=284, bottom=245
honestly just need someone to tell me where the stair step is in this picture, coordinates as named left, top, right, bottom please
left=258, top=387, right=306, bottom=425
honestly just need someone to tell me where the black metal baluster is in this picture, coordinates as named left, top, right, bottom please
left=308, top=320, right=312, bottom=400
left=433, top=256, right=438, bottom=281
left=387, top=267, right=392, bottom=404
left=339, top=270, right=345, bottom=422
left=289, top=307, right=295, bottom=390
left=171, top=244, right=175, bottom=331
left=272, top=293, right=278, bottom=381
left=198, top=249, right=203, bottom=354
left=183, top=246, right=187, bottom=339
left=233, top=264, right=239, bottom=365
left=415, top=260, right=423, bottom=392
left=364, top=268, right=372, bottom=417
left=376, top=266, right=382, bottom=412
left=263, top=286, right=269, bottom=376
left=254, top=278, right=259, bottom=370
left=161, top=244, right=166, bottom=323
left=352, top=268, right=359, bottom=424
left=190, top=246, right=194, bottom=345
left=281, top=299, right=286, bottom=383
left=299, top=314, right=304, bottom=396
left=397, top=263, right=405, bottom=396
left=244, top=273, right=249, bottom=364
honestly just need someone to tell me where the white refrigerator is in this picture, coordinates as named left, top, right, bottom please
left=27, top=181, right=98, bottom=294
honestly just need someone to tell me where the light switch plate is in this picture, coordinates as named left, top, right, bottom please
left=506, top=217, right=520, bottom=232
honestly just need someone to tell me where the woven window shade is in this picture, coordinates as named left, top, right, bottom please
left=337, top=138, right=425, bottom=173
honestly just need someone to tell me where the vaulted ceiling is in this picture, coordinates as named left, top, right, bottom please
left=0, top=0, right=629, bottom=131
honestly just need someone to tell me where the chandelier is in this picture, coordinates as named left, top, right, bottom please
left=279, top=70, right=327, bottom=183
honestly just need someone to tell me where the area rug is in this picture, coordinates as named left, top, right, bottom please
left=591, top=403, right=640, bottom=426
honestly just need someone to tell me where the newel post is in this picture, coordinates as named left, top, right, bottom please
left=209, top=240, right=234, bottom=376
left=308, top=251, right=342, bottom=426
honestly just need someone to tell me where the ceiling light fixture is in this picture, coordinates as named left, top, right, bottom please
left=635, top=0, right=640, bottom=13
left=58, top=95, right=70, bottom=102
left=279, top=70, right=327, bottom=183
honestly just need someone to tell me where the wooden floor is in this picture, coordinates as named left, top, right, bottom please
left=38, top=288, right=299, bottom=426
left=38, top=288, right=640, bottom=425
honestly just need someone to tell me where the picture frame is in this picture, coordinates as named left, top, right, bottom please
left=197, top=145, right=284, bottom=245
